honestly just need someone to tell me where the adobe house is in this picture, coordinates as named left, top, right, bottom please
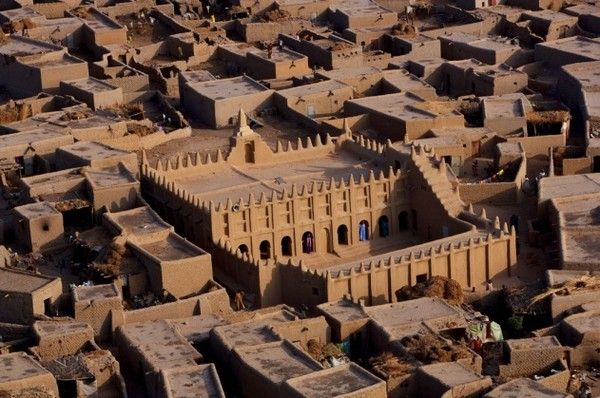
left=415, top=362, right=493, bottom=398
left=89, top=56, right=150, bottom=93
left=380, top=69, right=438, bottom=99
left=83, top=164, right=140, bottom=214
left=316, top=66, right=384, bottom=96
left=0, top=129, right=74, bottom=176
left=181, top=75, right=274, bottom=128
left=519, top=10, right=577, bottom=42
left=316, top=298, right=369, bottom=342
left=391, top=35, right=441, bottom=59
left=279, top=31, right=363, bottom=70
left=0, top=267, right=62, bottom=324
left=282, top=362, right=387, bottom=398
left=441, top=59, right=528, bottom=97
left=0, top=352, right=59, bottom=397
left=103, top=205, right=214, bottom=299
left=439, top=33, right=525, bottom=66
left=482, top=93, right=569, bottom=156
left=363, top=297, right=470, bottom=352
left=273, top=79, right=353, bottom=123
left=72, top=283, right=122, bottom=342
left=497, top=336, right=570, bottom=392
left=14, top=202, right=64, bottom=253
left=232, top=340, right=323, bottom=398
left=246, top=47, right=311, bottom=80
left=31, top=320, right=95, bottom=361
left=344, top=92, right=465, bottom=140
left=329, top=0, right=397, bottom=30
left=55, top=141, right=138, bottom=174
left=59, top=77, right=123, bottom=110
left=142, top=114, right=517, bottom=308
left=276, top=0, right=331, bottom=20
left=115, top=319, right=203, bottom=397
left=557, top=61, right=600, bottom=170
left=538, top=174, right=600, bottom=273
left=0, top=35, right=88, bottom=98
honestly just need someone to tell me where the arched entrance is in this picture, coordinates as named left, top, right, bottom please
left=398, top=211, right=409, bottom=231
left=281, top=236, right=292, bottom=256
left=259, top=240, right=271, bottom=259
left=378, top=216, right=389, bottom=237
left=238, top=244, right=249, bottom=254
left=358, top=220, right=369, bottom=241
left=302, top=231, right=314, bottom=253
left=337, top=225, right=348, bottom=245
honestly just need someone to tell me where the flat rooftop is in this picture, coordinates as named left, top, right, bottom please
left=34, top=320, right=92, bottom=338
left=285, top=362, right=383, bottom=397
left=213, top=309, right=295, bottom=349
left=63, top=77, right=119, bottom=93
left=234, top=340, right=321, bottom=384
left=561, top=61, right=600, bottom=90
left=14, top=202, right=60, bottom=219
left=170, top=314, right=228, bottom=343
left=347, top=92, right=462, bottom=121
left=0, top=35, right=61, bottom=57
left=0, top=129, right=67, bottom=148
left=138, top=233, right=206, bottom=261
left=537, top=36, right=600, bottom=61
left=420, top=362, right=484, bottom=386
left=316, top=299, right=368, bottom=323
left=506, top=336, right=561, bottom=351
left=522, top=9, right=578, bottom=22
left=482, top=94, right=528, bottom=119
left=190, top=76, right=270, bottom=101
left=552, top=195, right=600, bottom=229
left=539, top=173, right=600, bottom=202
left=119, top=319, right=182, bottom=346
left=0, top=352, right=52, bottom=384
left=0, top=268, right=58, bottom=294
left=276, top=80, right=350, bottom=99
left=85, top=166, right=137, bottom=188
left=562, top=230, right=600, bottom=264
left=162, top=364, right=225, bottom=398
left=72, top=283, right=119, bottom=303
left=107, top=206, right=171, bottom=237
left=317, top=66, right=382, bottom=80
left=251, top=47, right=306, bottom=62
left=363, top=297, right=465, bottom=339
left=562, top=311, right=600, bottom=335
left=485, top=378, right=571, bottom=398
left=59, top=141, right=132, bottom=162
left=176, top=147, right=383, bottom=206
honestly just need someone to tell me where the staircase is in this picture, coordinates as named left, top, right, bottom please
left=411, top=148, right=464, bottom=217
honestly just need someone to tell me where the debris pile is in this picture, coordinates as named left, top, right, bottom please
left=42, top=354, right=94, bottom=381
left=92, top=241, right=128, bottom=275
left=370, top=351, right=415, bottom=377
left=391, top=22, right=416, bottom=36
left=126, top=123, right=155, bottom=137
left=261, top=8, right=291, bottom=22
left=400, top=333, right=472, bottom=363
left=306, top=338, right=347, bottom=367
left=54, top=199, right=90, bottom=212
left=59, top=109, right=91, bottom=121
left=395, top=276, right=464, bottom=305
